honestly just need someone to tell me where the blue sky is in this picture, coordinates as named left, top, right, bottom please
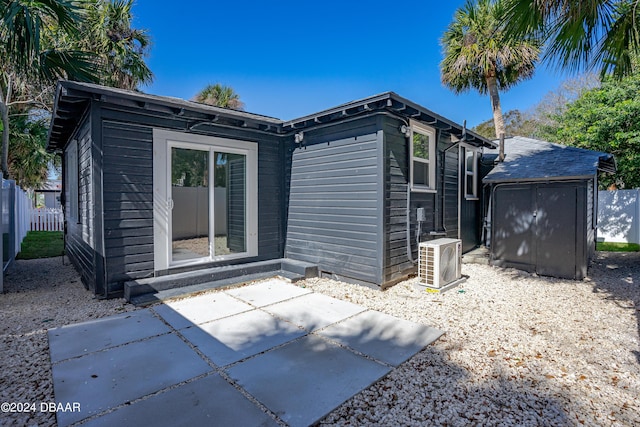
left=133, top=0, right=570, bottom=127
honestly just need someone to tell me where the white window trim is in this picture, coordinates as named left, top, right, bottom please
left=153, top=128, right=258, bottom=272
left=409, top=120, right=437, bottom=193
left=66, top=140, right=79, bottom=222
left=462, top=143, right=480, bottom=200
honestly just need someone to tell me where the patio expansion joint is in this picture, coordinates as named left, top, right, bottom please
left=146, top=303, right=291, bottom=426
left=87, top=308, right=291, bottom=426
left=49, top=329, right=174, bottom=367
left=63, top=371, right=218, bottom=427
left=308, top=309, right=398, bottom=369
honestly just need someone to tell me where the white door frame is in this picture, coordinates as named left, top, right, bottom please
left=153, top=128, right=258, bottom=272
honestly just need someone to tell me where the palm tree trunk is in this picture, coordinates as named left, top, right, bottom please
left=486, top=74, right=506, bottom=139
left=0, top=85, right=10, bottom=179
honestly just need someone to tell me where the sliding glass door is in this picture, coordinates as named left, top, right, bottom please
left=153, top=129, right=257, bottom=271
left=171, top=147, right=210, bottom=262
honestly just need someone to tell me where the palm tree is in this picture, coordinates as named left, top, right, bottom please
left=0, top=0, right=99, bottom=178
left=503, top=0, right=640, bottom=78
left=78, top=0, right=153, bottom=90
left=440, top=0, right=542, bottom=139
left=193, top=84, right=244, bottom=110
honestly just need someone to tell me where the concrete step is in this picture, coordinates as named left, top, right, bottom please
left=125, top=259, right=316, bottom=306
left=462, top=246, right=490, bottom=265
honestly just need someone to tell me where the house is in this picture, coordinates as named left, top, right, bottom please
left=47, top=81, right=494, bottom=299
left=33, top=179, right=62, bottom=209
left=483, top=136, right=616, bottom=280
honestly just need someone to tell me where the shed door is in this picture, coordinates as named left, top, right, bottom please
left=492, top=185, right=535, bottom=270
left=492, top=184, right=579, bottom=279
left=535, top=186, right=577, bottom=278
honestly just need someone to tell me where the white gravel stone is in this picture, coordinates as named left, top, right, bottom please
left=1, top=252, right=639, bottom=426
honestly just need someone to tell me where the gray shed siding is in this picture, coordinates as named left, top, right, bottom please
left=64, top=117, right=97, bottom=292
left=587, top=179, right=596, bottom=259
left=284, top=116, right=383, bottom=285
left=490, top=180, right=592, bottom=280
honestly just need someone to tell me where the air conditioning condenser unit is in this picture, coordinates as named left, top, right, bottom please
left=418, top=238, right=464, bottom=291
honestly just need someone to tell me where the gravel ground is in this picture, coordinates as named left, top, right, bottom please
left=0, top=257, right=137, bottom=427
left=1, top=252, right=639, bottom=426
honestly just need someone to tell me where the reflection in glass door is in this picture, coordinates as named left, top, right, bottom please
left=214, top=152, right=246, bottom=256
left=171, top=147, right=210, bottom=262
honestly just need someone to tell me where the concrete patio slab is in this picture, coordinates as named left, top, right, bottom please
left=52, top=333, right=212, bottom=426
left=227, top=335, right=391, bottom=427
left=180, top=309, right=306, bottom=366
left=152, top=292, right=253, bottom=330
left=263, top=292, right=365, bottom=331
left=317, top=310, right=445, bottom=366
left=49, top=279, right=444, bottom=426
left=225, top=278, right=312, bottom=307
left=48, top=310, right=170, bottom=363
left=81, top=374, right=278, bottom=427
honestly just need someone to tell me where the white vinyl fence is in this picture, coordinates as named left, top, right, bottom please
left=598, top=189, right=640, bottom=244
left=1, top=179, right=32, bottom=292
left=31, top=208, right=64, bottom=231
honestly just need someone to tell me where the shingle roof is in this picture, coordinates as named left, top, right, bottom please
left=483, top=136, right=616, bottom=183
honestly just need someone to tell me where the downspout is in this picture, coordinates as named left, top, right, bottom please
left=441, top=140, right=461, bottom=235
left=406, top=184, right=416, bottom=264
left=400, top=121, right=418, bottom=264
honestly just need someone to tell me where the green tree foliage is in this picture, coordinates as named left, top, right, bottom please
left=0, top=0, right=152, bottom=187
left=440, top=0, right=542, bottom=139
left=548, top=73, right=640, bottom=189
left=472, top=110, right=536, bottom=139
left=193, top=84, right=244, bottom=110
left=7, top=115, right=53, bottom=188
left=503, top=0, right=640, bottom=78
left=76, top=0, right=152, bottom=89
left=472, top=74, right=601, bottom=139
left=171, top=148, right=208, bottom=187
left=1, top=0, right=99, bottom=180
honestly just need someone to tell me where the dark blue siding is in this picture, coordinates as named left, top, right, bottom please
left=382, top=116, right=460, bottom=284
left=285, top=118, right=383, bottom=285
left=63, top=104, right=287, bottom=297
left=64, top=118, right=97, bottom=291
left=102, top=120, right=155, bottom=289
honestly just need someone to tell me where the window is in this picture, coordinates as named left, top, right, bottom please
left=410, top=122, right=436, bottom=192
left=463, top=146, right=479, bottom=199
left=65, top=140, right=79, bottom=221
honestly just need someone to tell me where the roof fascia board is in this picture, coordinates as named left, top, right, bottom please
left=483, top=174, right=596, bottom=184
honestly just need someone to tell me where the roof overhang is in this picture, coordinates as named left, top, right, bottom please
left=282, top=92, right=495, bottom=148
left=47, top=81, right=284, bottom=151
left=483, top=174, right=598, bottom=184
left=47, top=82, right=495, bottom=152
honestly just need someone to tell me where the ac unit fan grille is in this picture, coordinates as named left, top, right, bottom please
left=418, top=239, right=462, bottom=288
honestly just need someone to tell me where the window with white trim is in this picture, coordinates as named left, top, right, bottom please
left=464, top=146, right=479, bottom=199
left=65, top=140, right=79, bottom=222
left=410, top=122, right=436, bottom=192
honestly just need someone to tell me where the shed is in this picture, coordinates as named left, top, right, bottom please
left=483, top=136, right=616, bottom=279
left=47, top=81, right=493, bottom=299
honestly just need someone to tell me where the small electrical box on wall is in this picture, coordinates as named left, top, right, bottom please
left=416, top=207, right=427, bottom=222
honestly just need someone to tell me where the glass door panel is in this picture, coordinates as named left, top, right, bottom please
left=214, top=151, right=246, bottom=256
left=171, top=147, right=210, bottom=262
